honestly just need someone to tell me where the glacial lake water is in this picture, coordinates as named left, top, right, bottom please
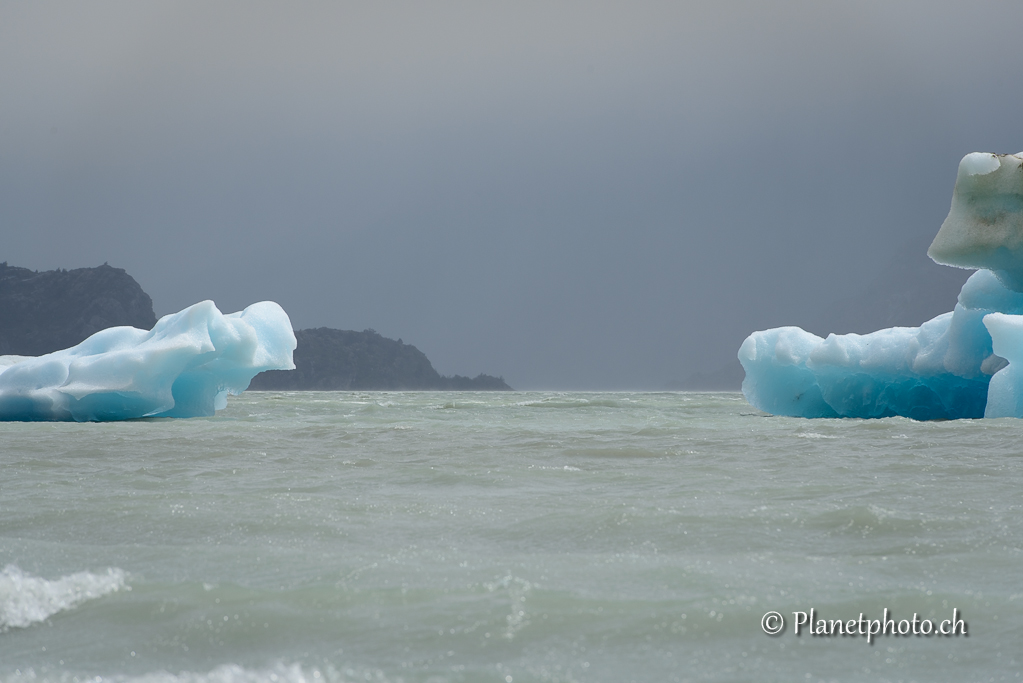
left=1, top=391, right=1020, bottom=682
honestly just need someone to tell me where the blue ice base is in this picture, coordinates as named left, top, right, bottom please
left=739, top=270, right=1023, bottom=420
left=0, top=300, right=296, bottom=422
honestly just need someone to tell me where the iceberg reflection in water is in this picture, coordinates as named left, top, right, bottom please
left=0, top=300, right=296, bottom=421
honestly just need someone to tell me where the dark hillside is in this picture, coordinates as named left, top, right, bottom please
left=0, top=262, right=157, bottom=356
left=0, top=263, right=510, bottom=390
left=249, top=328, right=511, bottom=391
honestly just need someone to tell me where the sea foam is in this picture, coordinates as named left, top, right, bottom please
left=0, top=564, right=128, bottom=631
left=0, top=663, right=392, bottom=683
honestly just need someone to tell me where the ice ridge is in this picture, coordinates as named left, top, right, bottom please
left=740, top=152, right=1023, bottom=419
left=0, top=300, right=296, bottom=421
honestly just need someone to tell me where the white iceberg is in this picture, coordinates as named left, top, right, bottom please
left=740, top=151, right=1023, bottom=419
left=0, top=300, right=296, bottom=421
left=928, top=152, right=1023, bottom=290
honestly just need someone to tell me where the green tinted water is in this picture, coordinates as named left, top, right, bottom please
left=1, top=392, right=1020, bottom=681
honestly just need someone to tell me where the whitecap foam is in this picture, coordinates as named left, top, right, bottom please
left=0, top=663, right=394, bottom=683
left=0, top=564, right=128, bottom=631
left=527, top=464, right=582, bottom=471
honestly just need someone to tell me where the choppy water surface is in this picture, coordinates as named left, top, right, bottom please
left=1, top=392, right=1021, bottom=682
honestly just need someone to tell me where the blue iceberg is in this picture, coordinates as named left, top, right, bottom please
left=0, top=300, right=296, bottom=421
left=740, top=151, right=1023, bottom=419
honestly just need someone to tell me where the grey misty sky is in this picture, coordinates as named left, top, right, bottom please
left=1, top=1, right=1022, bottom=388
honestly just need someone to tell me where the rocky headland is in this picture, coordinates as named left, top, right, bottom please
left=0, top=263, right=511, bottom=390
left=0, top=262, right=157, bottom=356
left=248, top=327, right=510, bottom=391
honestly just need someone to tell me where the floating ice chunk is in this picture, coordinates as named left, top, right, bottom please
left=740, top=269, right=1023, bottom=419
left=740, top=314, right=987, bottom=420
left=741, top=149, right=1023, bottom=420
left=928, top=151, right=1023, bottom=290
left=0, top=300, right=296, bottom=421
left=981, top=312, right=1023, bottom=418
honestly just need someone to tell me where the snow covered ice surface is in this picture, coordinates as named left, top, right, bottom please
left=740, top=151, right=1023, bottom=419
left=0, top=300, right=296, bottom=421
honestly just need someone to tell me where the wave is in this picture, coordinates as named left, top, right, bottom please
left=0, top=564, right=128, bottom=631
left=515, top=398, right=625, bottom=409
left=0, top=663, right=394, bottom=683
